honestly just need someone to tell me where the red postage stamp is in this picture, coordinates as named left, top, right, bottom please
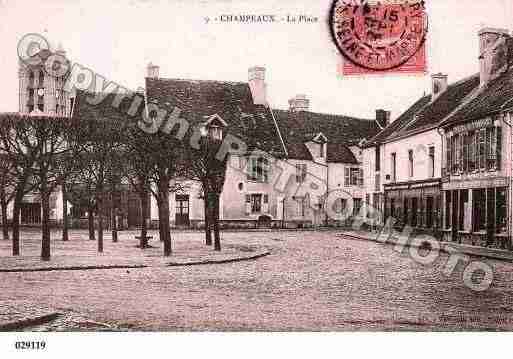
left=329, top=0, right=428, bottom=75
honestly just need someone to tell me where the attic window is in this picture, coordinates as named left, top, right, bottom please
left=320, top=142, right=325, bottom=158
left=208, top=125, right=223, bottom=140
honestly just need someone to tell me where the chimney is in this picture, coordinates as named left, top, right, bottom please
left=478, top=27, right=511, bottom=85
left=248, top=66, right=267, bottom=105
left=431, top=73, right=448, bottom=98
left=375, top=109, right=391, bottom=129
left=147, top=62, right=160, bottom=79
left=289, top=94, right=310, bottom=112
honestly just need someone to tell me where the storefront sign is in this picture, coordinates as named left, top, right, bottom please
left=442, top=177, right=509, bottom=190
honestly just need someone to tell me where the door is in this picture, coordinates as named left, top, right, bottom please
left=175, top=195, right=190, bottom=226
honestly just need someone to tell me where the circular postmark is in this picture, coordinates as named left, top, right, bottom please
left=329, top=0, right=428, bottom=71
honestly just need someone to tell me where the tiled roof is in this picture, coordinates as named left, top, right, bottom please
left=286, top=143, right=313, bottom=161
left=273, top=109, right=379, bottom=160
left=401, top=74, right=480, bottom=133
left=73, top=90, right=143, bottom=126
left=145, top=78, right=286, bottom=156
left=363, top=95, right=431, bottom=148
left=441, top=68, right=513, bottom=127
left=327, top=143, right=358, bottom=164
left=364, top=73, right=480, bottom=146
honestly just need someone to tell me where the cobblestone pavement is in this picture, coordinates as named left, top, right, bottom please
left=2, top=230, right=513, bottom=331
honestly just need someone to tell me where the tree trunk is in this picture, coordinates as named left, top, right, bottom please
left=62, top=184, right=69, bottom=242
left=111, top=187, right=118, bottom=243
left=41, top=190, right=51, bottom=261
left=97, top=194, right=104, bottom=253
left=139, top=188, right=149, bottom=249
left=12, top=192, right=23, bottom=256
left=1, top=191, right=9, bottom=241
left=88, top=207, right=96, bottom=241
left=204, top=192, right=212, bottom=246
left=157, top=177, right=172, bottom=256
left=213, top=193, right=221, bottom=251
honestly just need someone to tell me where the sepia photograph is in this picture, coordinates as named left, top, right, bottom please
left=0, top=0, right=513, bottom=357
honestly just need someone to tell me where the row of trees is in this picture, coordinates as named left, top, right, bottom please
left=0, top=110, right=228, bottom=260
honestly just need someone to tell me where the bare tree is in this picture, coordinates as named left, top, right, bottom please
left=0, top=113, right=76, bottom=260
left=134, top=115, right=186, bottom=257
left=185, top=133, right=228, bottom=251
left=76, top=116, right=126, bottom=253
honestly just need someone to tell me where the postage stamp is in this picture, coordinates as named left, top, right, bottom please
left=329, top=0, right=428, bottom=75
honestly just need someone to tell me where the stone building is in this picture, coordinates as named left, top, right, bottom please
left=438, top=28, right=513, bottom=249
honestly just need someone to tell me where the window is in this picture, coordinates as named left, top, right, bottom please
left=249, top=194, right=262, bottom=213
left=319, top=142, right=325, bottom=158
left=408, top=150, right=414, bottom=177
left=468, top=131, right=476, bottom=171
left=208, top=126, right=223, bottom=140
left=295, top=196, right=306, bottom=217
left=478, top=129, right=486, bottom=170
left=345, top=168, right=363, bottom=186
left=37, top=104, right=44, bottom=112
left=375, top=146, right=381, bottom=171
left=428, top=146, right=435, bottom=178
left=391, top=153, right=397, bottom=182
left=296, top=163, right=307, bottom=183
left=38, top=71, right=44, bottom=86
left=248, top=157, right=269, bottom=183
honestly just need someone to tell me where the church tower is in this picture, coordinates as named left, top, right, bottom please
left=18, top=44, right=72, bottom=116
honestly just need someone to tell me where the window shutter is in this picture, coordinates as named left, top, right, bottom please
left=497, top=126, right=502, bottom=170
left=344, top=168, right=350, bottom=187
left=245, top=195, right=251, bottom=215
left=263, top=194, right=269, bottom=213
left=446, top=136, right=451, bottom=174
left=358, top=169, right=364, bottom=187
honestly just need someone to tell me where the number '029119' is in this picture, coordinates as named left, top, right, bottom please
left=15, top=341, right=46, bottom=350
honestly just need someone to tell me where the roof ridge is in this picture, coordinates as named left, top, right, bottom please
left=272, top=108, right=373, bottom=122
left=146, top=77, right=248, bottom=86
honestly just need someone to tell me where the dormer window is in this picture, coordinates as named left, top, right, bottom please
left=313, top=132, right=328, bottom=159
left=208, top=125, right=223, bottom=140
left=203, top=114, right=227, bottom=141
left=320, top=142, right=325, bottom=158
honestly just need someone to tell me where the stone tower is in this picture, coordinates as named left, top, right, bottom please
left=18, top=44, right=72, bottom=116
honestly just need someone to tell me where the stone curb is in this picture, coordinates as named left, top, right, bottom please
left=0, top=264, right=148, bottom=273
left=0, top=249, right=271, bottom=273
left=339, top=231, right=513, bottom=263
left=0, top=312, right=61, bottom=331
left=167, top=249, right=271, bottom=266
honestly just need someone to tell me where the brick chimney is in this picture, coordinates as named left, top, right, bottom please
left=375, top=109, right=391, bottom=129
left=289, top=94, right=309, bottom=112
left=248, top=66, right=267, bottom=105
left=478, top=28, right=511, bottom=85
left=431, top=73, right=448, bottom=98
left=147, top=62, right=160, bottom=79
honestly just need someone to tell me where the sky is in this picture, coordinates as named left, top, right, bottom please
left=0, top=0, right=512, bottom=121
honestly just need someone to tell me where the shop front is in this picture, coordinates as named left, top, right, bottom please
left=384, top=179, right=442, bottom=237
left=442, top=177, right=510, bottom=249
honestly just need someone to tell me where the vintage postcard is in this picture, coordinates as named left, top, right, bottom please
left=1, top=0, right=513, bottom=357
